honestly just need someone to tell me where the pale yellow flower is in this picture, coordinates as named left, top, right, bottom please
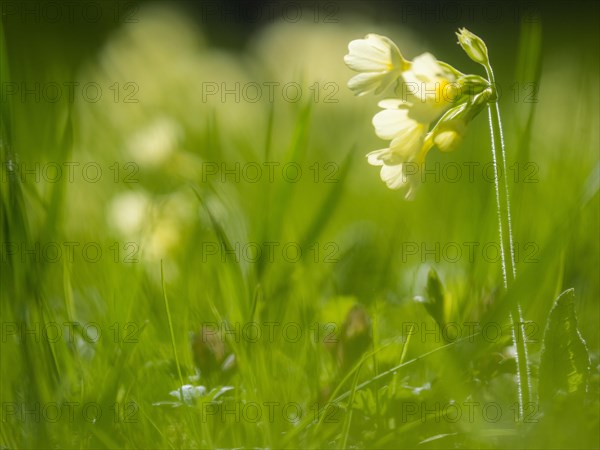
left=366, top=100, right=432, bottom=195
left=400, top=53, right=458, bottom=123
left=349, top=33, right=490, bottom=196
left=365, top=53, right=457, bottom=195
left=344, top=34, right=409, bottom=96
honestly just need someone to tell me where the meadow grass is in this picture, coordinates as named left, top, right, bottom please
left=1, top=4, right=599, bottom=449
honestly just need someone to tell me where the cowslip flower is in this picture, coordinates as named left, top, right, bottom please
left=345, top=31, right=490, bottom=197
left=344, top=34, right=410, bottom=96
left=366, top=100, right=428, bottom=193
left=364, top=53, right=458, bottom=197
left=399, top=53, right=459, bottom=122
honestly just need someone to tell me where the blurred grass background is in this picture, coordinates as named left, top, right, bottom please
left=1, top=0, right=598, bottom=448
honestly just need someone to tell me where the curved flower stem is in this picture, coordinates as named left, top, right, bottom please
left=484, top=63, right=531, bottom=418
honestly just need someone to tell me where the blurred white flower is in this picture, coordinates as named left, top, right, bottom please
left=344, top=34, right=409, bottom=96
left=107, top=189, right=197, bottom=271
left=127, top=116, right=182, bottom=167
left=107, top=190, right=151, bottom=237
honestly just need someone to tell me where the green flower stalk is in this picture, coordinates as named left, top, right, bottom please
left=457, top=28, right=532, bottom=416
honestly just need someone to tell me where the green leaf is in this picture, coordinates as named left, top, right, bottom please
left=538, top=289, right=591, bottom=405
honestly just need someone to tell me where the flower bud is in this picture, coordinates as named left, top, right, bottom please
left=456, top=28, right=489, bottom=66
left=433, top=119, right=466, bottom=152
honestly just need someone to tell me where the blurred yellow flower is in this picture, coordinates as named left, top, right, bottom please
left=344, top=34, right=409, bottom=96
